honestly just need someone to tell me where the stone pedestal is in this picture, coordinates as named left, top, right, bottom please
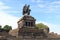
left=17, top=15, right=48, bottom=40
left=17, top=15, right=36, bottom=28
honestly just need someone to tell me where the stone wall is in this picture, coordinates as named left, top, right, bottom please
left=18, top=36, right=60, bottom=40
left=18, top=38, right=60, bottom=40
left=0, top=32, right=9, bottom=36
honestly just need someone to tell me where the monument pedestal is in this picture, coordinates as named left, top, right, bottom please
left=17, top=15, right=36, bottom=28
left=17, top=15, right=48, bottom=40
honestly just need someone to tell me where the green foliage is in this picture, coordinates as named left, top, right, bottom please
left=36, top=23, right=50, bottom=33
left=36, top=23, right=49, bottom=29
left=3, top=25, right=12, bottom=30
left=0, top=25, right=2, bottom=29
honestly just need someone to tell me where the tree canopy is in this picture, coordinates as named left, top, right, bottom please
left=3, top=25, right=12, bottom=30
left=36, top=23, right=49, bottom=33
left=0, top=25, right=2, bottom=29
left=36, top=23, right=49, bottom=29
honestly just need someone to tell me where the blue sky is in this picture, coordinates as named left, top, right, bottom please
left=0, top=0, right=60, bottom=34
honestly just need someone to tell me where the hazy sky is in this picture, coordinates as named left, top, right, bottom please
left=0, top=0, right=60, bottom=34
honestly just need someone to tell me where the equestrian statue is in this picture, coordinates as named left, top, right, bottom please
left=23, top=4, right=31, bottom=15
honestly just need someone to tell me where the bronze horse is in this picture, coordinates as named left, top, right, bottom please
left=23, top=4, right=31, bottom=15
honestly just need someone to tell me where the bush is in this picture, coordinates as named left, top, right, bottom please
left=3, top=25, right=12, bottom=31
left=36, top=23, right=49, bottom=33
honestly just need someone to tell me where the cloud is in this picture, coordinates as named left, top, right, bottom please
left=0, top=1, right=4, bottom=5
left=31, top=0, right=42, bottom=3
left=36, top=21, right=60, bottom=34
left=38, top=4, right=45, bottom=8
left=0, top=12, right=18, bottom=29
left=0, top=6, right=11, bottom=10
left=0, top=1, right=11, bottom=10
left=0, top=1, right=19, bottom=29
left=51, top=1, right=60, bottom=4
left=31, top=0, right=60, bottom=12
left=31, top=0, right=35, bottom=2
left=48, top=1, right=60, bottom=10
left=4, top=11, right=20, bottom=14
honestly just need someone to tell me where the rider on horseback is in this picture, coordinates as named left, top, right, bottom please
left=23, top=4, right=31, bottom=15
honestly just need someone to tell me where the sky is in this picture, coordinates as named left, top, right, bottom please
left=0, top=0, right=60, bottom=34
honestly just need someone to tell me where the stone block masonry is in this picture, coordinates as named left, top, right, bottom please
left=18, top=38, right=60, bottom=40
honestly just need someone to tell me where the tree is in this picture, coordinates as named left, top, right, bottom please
left=36, top=23, right=49, bottom=29
left=3, top=25, right=12, bottom=31
left=36, top=23, right=49, bottom=33
left=0, top=25, right=2, bottom=29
